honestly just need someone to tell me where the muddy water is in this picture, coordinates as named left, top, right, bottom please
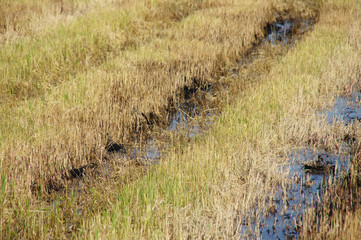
left=109, top=86, right=216, bottom=163
left=240, top=91, right=360, bottom=239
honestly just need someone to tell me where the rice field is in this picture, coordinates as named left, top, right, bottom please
left=1, top=0, right=360, bottom=239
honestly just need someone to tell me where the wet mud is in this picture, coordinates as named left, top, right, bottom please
left=236, top=18, right=314, bottom=68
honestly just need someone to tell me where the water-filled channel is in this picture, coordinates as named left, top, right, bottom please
left=105, top=18, right=315, bottom=164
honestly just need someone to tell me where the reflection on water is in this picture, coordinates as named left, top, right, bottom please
left=265, top=19, right=314, bottom=45
left=323, top=92, right=361, bottom=125
left=240, top=149, right=350, bottom=239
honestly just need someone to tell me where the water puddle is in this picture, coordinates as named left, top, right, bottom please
left=240, top=149, right=350, bottom=239
left=104, top=83, right=216, bottom=164
left=265, top=19, right=315, bottom=45
left=323, top=92, right=361, bottom=125
left=236, top=19, right=314, bottom=68
left=240, top=91, right=360, bottom=239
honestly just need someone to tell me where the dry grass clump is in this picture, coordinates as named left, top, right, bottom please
left=0, top=0, right=123, bottom=40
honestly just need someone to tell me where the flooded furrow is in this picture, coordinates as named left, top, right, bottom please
left=102, top=18, right=315, bottom=165
left=60, top=17, right=318, bottom=218
left=60, top=17, right=315, bottom=186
